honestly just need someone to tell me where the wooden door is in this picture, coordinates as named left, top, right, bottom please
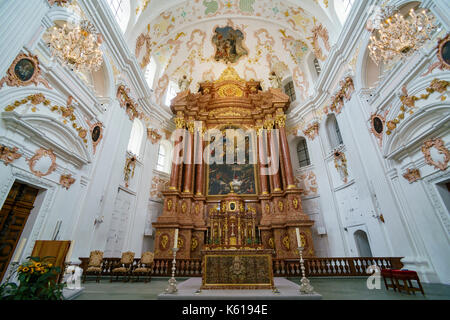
left=0, top=181, right=39, bottom=281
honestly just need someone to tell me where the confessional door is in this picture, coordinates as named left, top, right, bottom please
left=0, top=181, right=39, bottom=281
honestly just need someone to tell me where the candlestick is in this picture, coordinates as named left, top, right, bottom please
left=297, top=246, right=315, bottom=294
left=174, top=229, right=179, bottom=249
left=65, top=240, right=74, bottom=263
left=12, top=238, right=26, bottom=263
left=296, top=228, right=301, bottom=247
left=165, top=247, right=179, bottom=294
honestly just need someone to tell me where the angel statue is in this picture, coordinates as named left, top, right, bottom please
left=178, top=75, right=191, bottom=92
left=269, top=71, right=282, bottom=89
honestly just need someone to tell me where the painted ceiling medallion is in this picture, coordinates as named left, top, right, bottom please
left=422, top=138, right=450, bottom=171
left=27, top=148, right=57, bottom=178
left=0, top=53, right=51, bottom=90
left=212, top=25, right=248, bottom=64
left=423, top=34, right=450, bottom=76
left=87, top=119, right=104, bottom=154
left=369, top=111, right=389, bottom=147
left=0, top=145, right=22, bottom=166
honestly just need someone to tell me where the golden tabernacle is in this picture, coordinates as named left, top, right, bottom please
left=152, top=67, right=315, bottom=288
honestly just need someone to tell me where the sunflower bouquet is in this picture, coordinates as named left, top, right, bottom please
left=0, top=256, right=65, bottom=300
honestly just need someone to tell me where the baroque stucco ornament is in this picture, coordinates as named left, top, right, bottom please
left=60, top=174, right=76, bottom=190
left=333, top=149, right=349, bottom=183
left=0, top=145, right=22, bottom=166
left=303, top=122, right=319, bottom=140
left=27, top=148, right=57, bottom=177
left=423, top=34, right=450, bottom=76
left=403, top=168, right=421, bottom=183
left=0, top=53, right=51, bottom=90
left=422, top=138, right=450, bottom=171
left=117, top=85, right=142, bottom=121
left=147, top=128, right=162, bottom=144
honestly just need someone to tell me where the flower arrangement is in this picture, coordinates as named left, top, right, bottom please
left=0, top=256, right=65, bottom=300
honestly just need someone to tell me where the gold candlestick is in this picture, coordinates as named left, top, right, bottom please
left=165, top=247, right=179, bottom=294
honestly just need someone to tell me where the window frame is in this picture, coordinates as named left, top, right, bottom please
left=297, top=138, right=311, bottom=168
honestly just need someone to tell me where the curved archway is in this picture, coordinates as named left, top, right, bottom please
left=354, top=230, right=373, bottom=257
left=127, top=119, right=145, bottom=157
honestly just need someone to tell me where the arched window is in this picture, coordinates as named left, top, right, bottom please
left=156, top=144, right=166, bottom=172
left=127, top=119, right=144, bottom=156
left=314, top=58, right=322, bottom=77
left=297, top=138, right=311, bottom=168
left=283, top=80, right=296, bottom=102
left=326, top=114, right=344, bottom=149
left=106, top=0, right=130, bottom=32
left=165, top=81, right=178, bottom=106
left=145, top=57, right=157, bottom=90
left=354, top=230, right=373, bottom=257
left=335, top=0, right=355, bottom=24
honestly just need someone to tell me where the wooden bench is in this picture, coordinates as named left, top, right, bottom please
left=392, top=270, right=425, bottom=295
left=381, top=268, right=397, bottom=292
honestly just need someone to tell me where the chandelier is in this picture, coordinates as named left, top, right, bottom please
left=368, top=7, right=436, bottom=65
left=46, top=20, right=103, bottom=72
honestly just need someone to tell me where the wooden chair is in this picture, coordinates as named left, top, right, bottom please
left=381, top=268, right=397, bottom=292
left=392, top=270, right=425, bottom=295
left=82, top=250, right=104, bottom=283
left=131, top=252, right=154, bottom=283
left=111, top=251, right=135, bottom=282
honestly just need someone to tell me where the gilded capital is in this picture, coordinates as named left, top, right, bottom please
left=187, top=120, right=195, bottom=133
left=174, top=116, right=186, bottom=129
left=264, top=118, right=274, bottom=131
left=275, top=113, right=286, bottom=128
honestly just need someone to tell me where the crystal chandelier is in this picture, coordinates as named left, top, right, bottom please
left=46, top=20, right=103, bottom=72
left=368, top=7, right=436, bottom=65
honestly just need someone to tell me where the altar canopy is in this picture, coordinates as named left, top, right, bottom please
left=153, top=67, right=315, bottom=264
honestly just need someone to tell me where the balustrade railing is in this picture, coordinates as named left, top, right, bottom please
left=79, top=256, right=403, bottom=278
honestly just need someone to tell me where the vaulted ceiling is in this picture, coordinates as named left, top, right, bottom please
left=120, top=0, right=348, bottom=109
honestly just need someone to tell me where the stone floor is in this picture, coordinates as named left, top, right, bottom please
left=74, top=276, right=450, bottom=300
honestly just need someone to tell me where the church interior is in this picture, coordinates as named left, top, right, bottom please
left=0, top=0, right=449, bottom=302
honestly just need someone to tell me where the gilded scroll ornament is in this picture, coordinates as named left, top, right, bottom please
left=309, top=21, right=331, bottom=61
left=402, top=168, right=421, bottom=183
left=124, top=155, right=137, bottom=188
left=282, top=235, right=290, bottom=251
left=117, top=85, right=141, bottom=121
left=0, top=145, right=22, bottom=166
left=303, top=122, right=319, bottom=140
left=333, top=149, right=348, bottom=183
left=147, top=128, right=162, bottom=144
left=60, top=174, right=76, bottom=190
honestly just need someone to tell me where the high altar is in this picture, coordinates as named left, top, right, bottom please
left=153, top=67, right=315, bottom=288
